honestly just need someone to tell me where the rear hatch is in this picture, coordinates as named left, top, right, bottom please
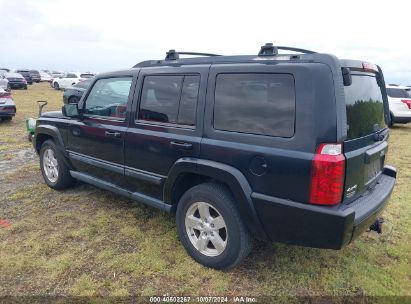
left=342, top=61, right=389, bottom=202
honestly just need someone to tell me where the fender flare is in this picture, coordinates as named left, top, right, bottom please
left=164, top=158, right=269, bottom=240
left=34, top=125, right=67, bottom=156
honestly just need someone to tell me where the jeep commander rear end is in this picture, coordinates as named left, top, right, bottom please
left=34, top=43, right=396, bottom=269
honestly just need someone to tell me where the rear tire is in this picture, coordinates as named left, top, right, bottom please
left=176, top=182, right=253, bottom=269
left=53, top=82, right=60, bottom=90
left=40, top=140, right=76, bottom=190
left=389, top=113, right=394, bottom=128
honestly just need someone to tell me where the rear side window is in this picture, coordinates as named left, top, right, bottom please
left=386, top=88, right=411, bottom=98
left=214, top=73, right=295, bottom=137
left=138, top=75, right=199, bottom=126
left=67, top=73, right=77, bottom=78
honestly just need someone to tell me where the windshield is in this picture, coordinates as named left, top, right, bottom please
left=386, top=88, right=411, bottom=98
left=345, top=74, right=386, bottom=140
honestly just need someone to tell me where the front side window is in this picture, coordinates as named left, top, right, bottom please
left=138, top=75, right=199, bottom=126
left=214, top=73, right=296, bottom=137
left=84, top=77, right=132, bottom=119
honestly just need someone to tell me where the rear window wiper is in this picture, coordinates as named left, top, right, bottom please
left=374, top=127, right=388, bottom=142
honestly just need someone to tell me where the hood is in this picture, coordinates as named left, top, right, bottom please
left=41, top=110, right=64, bottom=118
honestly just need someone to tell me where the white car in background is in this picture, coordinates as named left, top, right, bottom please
left=51, top=72, right=94, bottom=90
left=386, top=84, right=411, bottom=127
left=39, top=71, right=52, bottom=82
left=0, top=70, right=10, bottom=91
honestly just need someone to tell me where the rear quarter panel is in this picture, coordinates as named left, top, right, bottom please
left=201, top=62, right=337, bottom=203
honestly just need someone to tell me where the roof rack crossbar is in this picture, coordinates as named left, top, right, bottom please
left=165, top=50, right=221, bottom=61
left=258, top=43, right=316, bottom=56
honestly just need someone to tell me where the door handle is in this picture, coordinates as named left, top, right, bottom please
left=170, top=141, right=193, bottom=150
left=105, top=131, right=122, bottom=138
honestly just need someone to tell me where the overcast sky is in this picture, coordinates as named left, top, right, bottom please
left=1, top=0, right=410, bottom=85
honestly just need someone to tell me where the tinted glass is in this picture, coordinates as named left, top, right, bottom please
left=177, top=76, right=199, bottom=125
left=67, top=74, right=77, bottom=78
left=386, top=88, right=411, bottom=98
left=80, top=73, right=95, bottom=79
left=139, top=75, right=183, bottom=124
left=214, top=73, right=295, bottom=137
left=75, top=80, right=92, bottom=89
left=345, top=74, right=385, bottom=140
left=84, top=77, right=132, bottom=119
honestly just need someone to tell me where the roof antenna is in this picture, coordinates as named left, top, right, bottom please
left=258, top=43, right=278, bottom=56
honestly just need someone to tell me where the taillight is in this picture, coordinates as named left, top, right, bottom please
left=401, top=99, right=411, bottom=109
left=309, top=143, right=345, bottom=205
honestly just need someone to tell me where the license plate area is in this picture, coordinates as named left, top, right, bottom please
left=364, top=142, right=387, bottom=186
left=365, top=157, right=382, bottom=186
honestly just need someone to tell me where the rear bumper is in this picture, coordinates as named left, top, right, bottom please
left=9, top=83, right=26, bottom=88
left=252, top=166, right=396, bottom=249
left=393, top=116, right=411, bottom=124
left=0, top=107, right=16, bottom=117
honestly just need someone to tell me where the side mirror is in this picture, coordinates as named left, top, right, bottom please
left=62, top=103, right=80, bottom=118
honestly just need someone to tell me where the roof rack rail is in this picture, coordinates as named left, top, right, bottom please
left=388, top=83, right=399, bottom=86
left=258, top=43, right=317, bottom=56
left=165, top=50, right=221, bottom=61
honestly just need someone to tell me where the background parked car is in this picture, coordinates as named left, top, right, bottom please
left=39, top=71, right=52, bottom=82
left=29, top=70, right=41, bottom=83
left=0, top=88, right=16, bottom=121
left=6, top=73, right=27, bottom=89
left=52, top=72, right=88, bottom=90
left=16, top=70, right=33, bottom=85
left=63, top=79, right=92, bottom=104
left=79, top=73, right=95, bottom=79
left=0, top=70, right=10, bottom=91
left=386, top=84, right=411, bottom=127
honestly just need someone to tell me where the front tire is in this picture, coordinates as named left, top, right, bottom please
left=40, top=140, right=75, bottom=190
left=176, top=183, right=253, bottom=269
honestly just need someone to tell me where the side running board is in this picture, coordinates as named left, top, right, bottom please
left=69, top=171, right=172, bottom=212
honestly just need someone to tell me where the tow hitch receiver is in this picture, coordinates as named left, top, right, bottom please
left=369, top=218, right=384, bottom=234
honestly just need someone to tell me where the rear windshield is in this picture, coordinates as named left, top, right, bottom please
left=386, top=88, right=411, bottom=98
left=345, top=74, right=385, bottom=140
left=80, top=74, right=95, bottom=79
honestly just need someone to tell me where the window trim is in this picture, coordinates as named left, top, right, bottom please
left=135, top=73, right=200, bottom=128
left=212, top=72, right=296, bottom=138
left=82, top=75, right=134, bottom=121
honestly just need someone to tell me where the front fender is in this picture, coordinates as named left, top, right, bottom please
left=34, top=125, right=66, bottom=156
left=164, top=158, right=269, bottom=240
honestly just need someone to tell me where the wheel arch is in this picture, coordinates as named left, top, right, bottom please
left=34, top=125, right=66, bottom=155
left=164, top=158, right=269, bottom=240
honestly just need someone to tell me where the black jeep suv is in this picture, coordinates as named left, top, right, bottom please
left=33, top=44, right=396, bottom=269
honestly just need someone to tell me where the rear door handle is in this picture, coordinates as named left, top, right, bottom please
left=170, top=141, right=193, bottom=150
left=105, top=131, right=122, bottom=139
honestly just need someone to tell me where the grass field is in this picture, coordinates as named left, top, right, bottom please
left=0, top=82, right=410, bottom=297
